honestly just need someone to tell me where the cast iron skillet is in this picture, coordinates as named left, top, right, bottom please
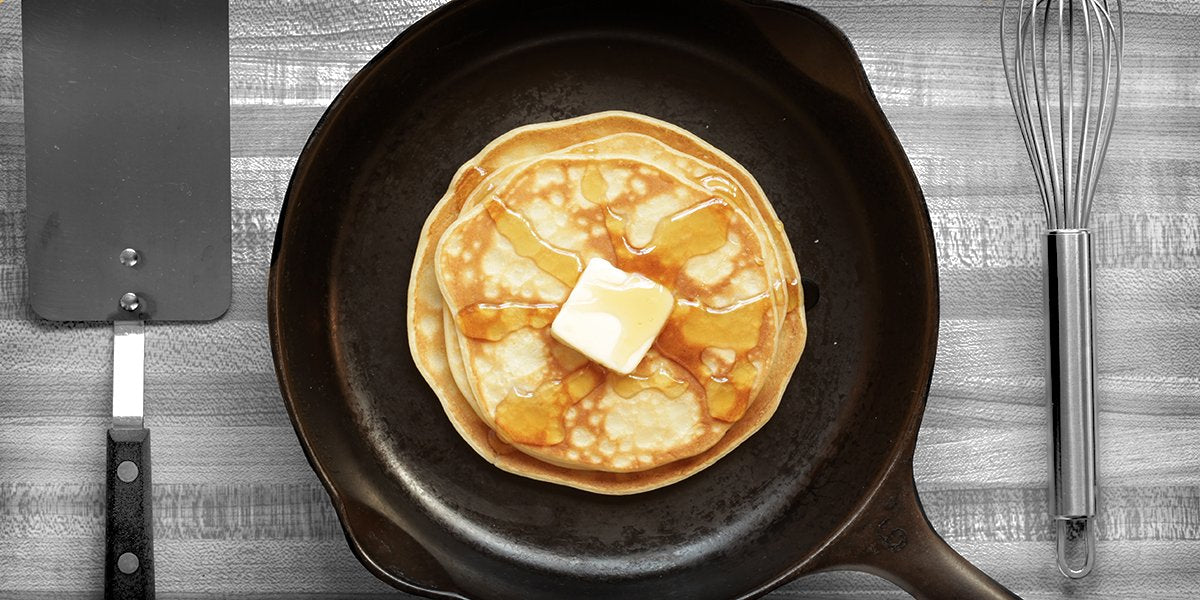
left=269, top=0, right=1022, bottom=598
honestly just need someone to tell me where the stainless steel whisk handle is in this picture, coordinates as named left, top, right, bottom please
left=1045, top=229, right=1097, bottom=578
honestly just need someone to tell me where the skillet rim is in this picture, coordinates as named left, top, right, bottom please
left=268, top=0, right=939, bottom=597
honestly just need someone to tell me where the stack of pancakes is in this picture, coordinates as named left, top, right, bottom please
left=409, top=111, right=807, bottom=494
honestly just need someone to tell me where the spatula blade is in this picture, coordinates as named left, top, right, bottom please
left=23, top=0, right=231, bottom=322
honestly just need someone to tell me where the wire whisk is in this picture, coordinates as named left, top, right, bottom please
left=1003, top=0, right=1122, bottom=230
left=1000, top=0, right=1123, bottom=580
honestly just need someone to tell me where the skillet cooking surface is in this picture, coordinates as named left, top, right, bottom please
left=271, top=0, right=938, bottom=598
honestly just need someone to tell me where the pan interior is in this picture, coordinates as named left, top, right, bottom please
left=275, top=1, right=934, bottom=597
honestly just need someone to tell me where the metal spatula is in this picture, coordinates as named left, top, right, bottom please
left=22, top=1, right=231, bottom=597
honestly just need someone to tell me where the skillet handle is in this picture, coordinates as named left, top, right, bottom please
left=811, top=457, right=1021, bottom=600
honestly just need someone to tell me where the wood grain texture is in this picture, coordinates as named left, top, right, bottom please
left=1, top=0, right=1197, bottom=598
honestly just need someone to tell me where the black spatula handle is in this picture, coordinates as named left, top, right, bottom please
left=106, top=428, right=154, bottom=600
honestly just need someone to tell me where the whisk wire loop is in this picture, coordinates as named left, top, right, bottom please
left=1001, top=0, right=1121, bottom=230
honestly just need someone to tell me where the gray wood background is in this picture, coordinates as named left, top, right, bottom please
left=1, top=0, right=1197, bottom=598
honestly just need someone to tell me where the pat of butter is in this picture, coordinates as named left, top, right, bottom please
left=550, top=258, right=675, bottom=375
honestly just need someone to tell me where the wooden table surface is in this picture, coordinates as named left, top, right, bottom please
left=1, top=0, right=1197, bottom=598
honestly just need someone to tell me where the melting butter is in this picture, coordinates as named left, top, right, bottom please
left=550, top=258, right=675, bottom=375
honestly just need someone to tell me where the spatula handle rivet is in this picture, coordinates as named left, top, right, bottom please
left=117, top=552, right=139, bottom=574
left=116, top=460, right=139, bottom=483
left=119, top=248, right=140, bottom=267
left=119, top=292, right=140, bottom=312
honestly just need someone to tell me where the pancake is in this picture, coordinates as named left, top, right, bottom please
left=436, top=155, right=780, bottom=471
left=408, top=111, right=807, bottom=494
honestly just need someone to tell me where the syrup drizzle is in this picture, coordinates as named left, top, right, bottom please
left=493, top=363, right=604, bottom=446
left=699, top=174, right=739, bottom=198
left=699, top=170, right=799, bottom=311
left=786, top=277, right=801, bottom=312
left=485, top=196, right=582, bottom=287
left=605, top=197, right=732, bottom=287
left=457, top=302, right=559, bottom=341
left=610, top=357, right=688, bottom=399
left=654, top=293, right=771, bottom=422
left=580, top=163, right=609, bottom=205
